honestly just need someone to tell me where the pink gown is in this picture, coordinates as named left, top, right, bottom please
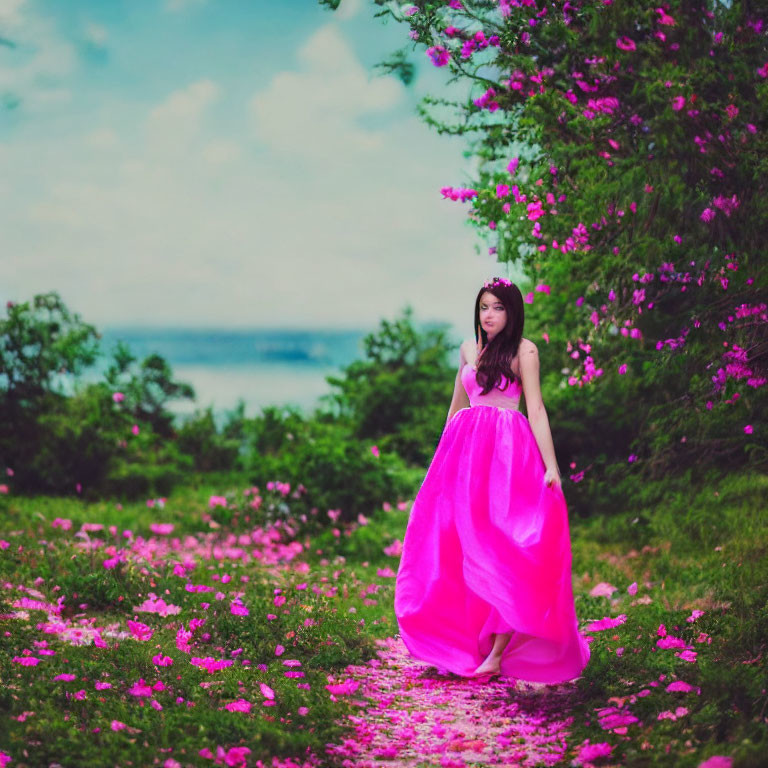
left=394, top=361, right=591, bottom=684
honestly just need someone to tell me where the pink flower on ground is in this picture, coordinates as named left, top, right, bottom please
left=657, top=635, right=688, bottom=649
left=54, top=673, right=77, bottom=681
left=616, top=36, right=637, bottom=51
left=325, top=678, right=360, bottom=696
left=376, top=567, right=396, bottom=578
left=577, top=740, right=613, bottom=761
left=224, top=698, right=252, bottom=713
left=111, top=720, right=127, bottom=731
left=230, top=602, right=249, bottom=617
left=127, top=620, right=153, bottom=642
left=131, top=424, right=140, bottom=436
left=627, top=581, right=638, bottom=595
left=698, top=757, right=733, bottom=768
left=586, top=614, right=627, bottom=632
left=384, top=539, right=403, bottom=557
left=208, top=495, right=227, bottom=509
left=370, top=445, right=380, bottom=458
left=152, top=654, right=174, bottom=667
left=274, top=644, right=285, bottom=656
left=13, top=656, right=41, bottom=666
left=112, top=392, right=125, bottom=403
left=149, top=523, right=174, bottom=535
left=259, top=682, right=275, bottom=700
left=0, top=485, right=7, bottom=495
left=672, top=96, right=685, bottom=110
left=589, top=582, right=617, bottom=597
left=744, top=425, right=753, bottom=434
left=676, top=649, right=698, bottom=662
left=666, top=680, right=700, bottom=694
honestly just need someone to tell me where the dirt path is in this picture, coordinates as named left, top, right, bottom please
left=324, top=636, right=582, bottom=767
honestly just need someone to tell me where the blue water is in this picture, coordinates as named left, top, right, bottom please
left=97, top=328, right=369, bottom=416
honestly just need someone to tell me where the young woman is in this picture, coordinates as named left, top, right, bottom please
left=394, top=278, right=591, bottom=683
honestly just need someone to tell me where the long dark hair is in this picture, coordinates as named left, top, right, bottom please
left=473, top=278, right=525, bottom=395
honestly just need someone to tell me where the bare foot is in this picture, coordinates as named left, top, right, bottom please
left=472, top=654, right=501, bottom=677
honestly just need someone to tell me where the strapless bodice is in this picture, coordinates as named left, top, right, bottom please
left=461, top=363, right=521, bottom=411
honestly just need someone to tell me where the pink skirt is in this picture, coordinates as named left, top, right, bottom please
left=394, top=405, right=591, bottom=684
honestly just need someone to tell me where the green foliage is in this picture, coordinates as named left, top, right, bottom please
left=351, top=0, right=768, bottom=492
left=249, top=420, right=410, bottom=522
left=104, top=342, right=195, bottom=438
left=0, top=294, right=195, bottom=498
left=324, top=307, right=455, bottom=465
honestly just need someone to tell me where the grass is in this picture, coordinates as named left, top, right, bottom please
left=0, top=467, right=765, bottom=766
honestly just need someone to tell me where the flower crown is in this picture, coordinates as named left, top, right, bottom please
left=483, top=276, right=512, bottom=289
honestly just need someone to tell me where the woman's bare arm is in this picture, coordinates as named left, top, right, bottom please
left=519, top=340, right=561, bottom=480
left=445, top=341, right=471, bottom=426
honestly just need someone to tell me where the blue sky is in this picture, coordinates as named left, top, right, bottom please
left=1, top=0, right=506, bottom=333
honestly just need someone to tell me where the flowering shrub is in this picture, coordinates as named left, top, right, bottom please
left=341, top=0, right=766, bottom=485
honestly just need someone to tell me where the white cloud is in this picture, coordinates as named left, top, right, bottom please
left=335, top=0, right=364, bottom=21
left=3, top=20, right=493, bottom=336
left=0, top=5, right=76, bottom=112
left=146, top=79, right=220, bottom=152
left=84, top=22, right=108, bottom=47
left=0, top=0, right=26, bottom=27
left=250, top=24, right=402, bottom=157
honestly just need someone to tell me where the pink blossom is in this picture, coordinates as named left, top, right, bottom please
left=426, top=45, right=450, bottom=67
left=384, top=539, right=403, bottom=557
left=54, top=673, right=77, bottom=681
left=13, top=656, right=41, bottom=666
left=666, top=680, right=700, bottom=694
left=370, top=445, right=380, bottom=458
left=112, top=392, right=125, bottom=403
left=657, top=635, right=688, bottom=649
left=259, top=682, right=275, bottom=700
left=376, top=567, right=396, bottom=578
left=589, top=581, right=617, bottom=597
left=577, top=740, right=613, bottom=761
left=152, top=654, right=174, bottom=667
left=744, top=425, right=753, bottom=434
left=676, top=649, right=698, bottom=662
left=111, top=720, right=127, bottom=731
left=627, top=581, right=638, bottom=595
left=618, top=364, right=628, bottom=375
left=698, top=757, right=733, bottom=768
left=325, top=677, right=360, bottom=696
left=230, top=602, right=249, bottom=616
left=672, top=95, right=685, bottom=110
left=149, top=523, right=174, bottom=535
left=131, top=424, right=140, bottom=436
left=616, top=36, right=637, bottom=51
left=275, top=644, right=285, bottom=656
left=208, top=495, right=227, bottom=509
left=224, top=698, right=252, bottom=713
left=127, top=620, right=153, bottom=641
left=586, top=614, right=627, bottom=632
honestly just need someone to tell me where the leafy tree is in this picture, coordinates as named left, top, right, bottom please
left=324, top=0, right=767, bottom=487
left=324, top=307, right=455, bottom=464
left=104, top=342, right=195, bottom=438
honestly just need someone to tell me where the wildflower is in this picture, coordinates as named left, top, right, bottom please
left=616, top=36, right=637, bottom=51
left=586, top=614, right=627, bottom=632
left=426, top=45, right=450, bottom=67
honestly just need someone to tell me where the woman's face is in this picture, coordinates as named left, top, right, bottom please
left=478, top=291, right=507, bottom=339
